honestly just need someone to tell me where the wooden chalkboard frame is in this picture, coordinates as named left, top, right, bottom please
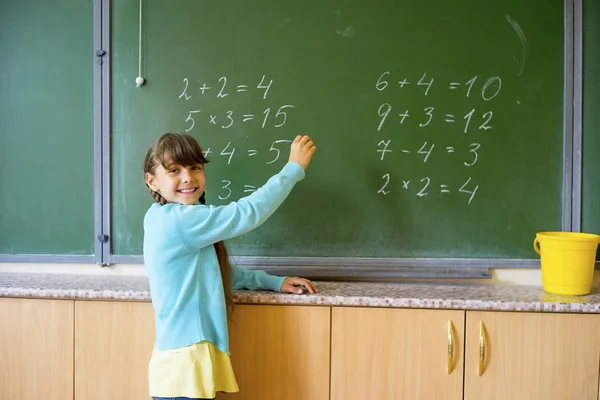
left=1, top=0, right=587, bottom=279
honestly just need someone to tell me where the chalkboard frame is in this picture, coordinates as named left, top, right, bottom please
left=1, top=0, right=589, bottom=279
left=571, top=0, right=584, bottom=231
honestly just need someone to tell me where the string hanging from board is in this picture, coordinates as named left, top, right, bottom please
left=135, top=0, right=145, bottom=87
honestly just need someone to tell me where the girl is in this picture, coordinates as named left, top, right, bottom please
left=143, top=132, right=318, bottom=400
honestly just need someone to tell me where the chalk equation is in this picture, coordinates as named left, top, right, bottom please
left=182, top=105, right=294, bottom=131
left=375, top=72, right=502, bottom=100
left=377, top=141, right=481, bottom=166
left=215, top=180, right=260, bottom=200
left=375, top=72, right=501, bottom=204
left=377, top=175, right=479, bottom=204
left=201, top=140, right=292, bottom=165
left=377, top=104, right=493, bottom=134
left=179, top=75, right=274, bottom=100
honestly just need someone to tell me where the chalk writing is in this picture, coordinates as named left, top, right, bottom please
left=185, top=110, right=200, bottom=132
left=217, top=180, right=275, bottom=200
left=420, top=107, right=434, bottom=127
left=377, top=140, right=392, bottom=161
left=377, top=103, right=392, bottom=131
left=182, top=106, right=295, bottom=131
left=201, top=140, right=296, bottom=166
left=374, top=71, right=499, bottom=204
left=177, top=71, right=495, bottom=205
left=417, top=142, right=435, bottom=163
left=217, top=77, right=229, bottom=98
left=417, top=73, right=434, bottom=96
left=378, top=174, right=391, bottom=195
left=374, top=141, right=482, bottom=166
left=378, top=176, right=479, bottom=204
left=266, top=140, right=293, bottom=164
left=459, top=177, right=479, bottom=204
left=220, top=142, right=235, bottom=165
left=257, top=75, right=273, bottom=99
left=464, top=143, right=481, bottom=167
left=218, top=180, right=232, bottom=200
left=178, top=75, right=275, bottom=99
left=417, top=177, right=431, bottom=197
left=376, top=106, right=495, bottom=132
left=376, top=72, right=502, bottom=100
left=179, top=78, right=191, bottom=100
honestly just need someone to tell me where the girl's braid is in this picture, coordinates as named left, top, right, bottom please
left=200, top=191, right=234, bottom=316
left=149, top=188, right=168, bottom=205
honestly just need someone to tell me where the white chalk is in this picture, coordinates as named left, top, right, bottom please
left=135, top=76, right=145, bottom=87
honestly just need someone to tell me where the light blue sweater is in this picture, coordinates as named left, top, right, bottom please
left=143, top=161, right=305, bottom=353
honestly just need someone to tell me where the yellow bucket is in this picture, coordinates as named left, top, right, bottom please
left=533, top=232, right=600, bottom=295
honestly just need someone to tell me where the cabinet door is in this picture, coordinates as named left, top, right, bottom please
left=74, top=301, right=155, bottom=400
left=465, top=311, right=600, bottom=400
left=0, top=298, right=74, bottom=400
left=331, top=307, right=465, bottom=400
left=217, top=304, right=331, bottom=400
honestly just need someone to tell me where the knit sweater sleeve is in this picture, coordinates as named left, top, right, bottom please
left=230, top=265, right=286, bottom=292
left=173, top=161, right=305, bottom=249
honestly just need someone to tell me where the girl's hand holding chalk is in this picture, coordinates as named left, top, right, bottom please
left=289, top=135, right=316, bottom=170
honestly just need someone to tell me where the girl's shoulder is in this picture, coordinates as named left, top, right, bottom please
left=145, top=202, right=208, bottom=219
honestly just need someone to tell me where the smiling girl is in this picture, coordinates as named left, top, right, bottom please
left=142, top=132, right=317, bottom=400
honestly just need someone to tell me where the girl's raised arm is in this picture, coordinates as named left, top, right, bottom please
left=172, top=160, right=304, bottom=249
left=169, top=135, right=316, bottom=249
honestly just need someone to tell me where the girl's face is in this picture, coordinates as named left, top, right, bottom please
left=145, top=162, right=205, bottom=205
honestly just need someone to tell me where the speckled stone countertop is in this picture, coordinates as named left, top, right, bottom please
left=1, top=272, right=599, bottom=313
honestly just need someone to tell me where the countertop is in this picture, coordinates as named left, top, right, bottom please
left=1, top=272, right=599, bottom=313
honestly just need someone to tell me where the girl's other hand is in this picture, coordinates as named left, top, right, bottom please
left=289, top=135, right=316, bottom=170
left=280, top=276, right=318, bottom=294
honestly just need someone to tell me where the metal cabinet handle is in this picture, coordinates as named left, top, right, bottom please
left=478, top=321, right=486, bottom=376
left=447, top=320, right=455, bottom=375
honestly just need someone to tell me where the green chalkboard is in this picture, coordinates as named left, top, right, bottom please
left=0, top=0, right=95, bottom=254
left=112, top=0, right=564, bottom=259
left=582, top=0, right=600, bottom=249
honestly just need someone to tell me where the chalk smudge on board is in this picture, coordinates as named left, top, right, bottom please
left=337, top=25, right=355, bottom=37
left=506, top=14, right=528, bottom=76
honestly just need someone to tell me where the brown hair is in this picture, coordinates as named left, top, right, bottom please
left=143, top=132, right=233, bottom=315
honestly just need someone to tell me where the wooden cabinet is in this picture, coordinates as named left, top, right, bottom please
left=464, top=311, right=600, bottom=400
left=331, top=307, right=465, bottom=400
left=0, top=298, right=74, bottom=400
left=74, top=301, right=155, bottom=400
left=331, top=308, right=600, bottom=400
left=73, top=301, right=330, bottom=400
left=2, top=296, right=600, bottom=400
left=218, top=304, right=331, bottom=400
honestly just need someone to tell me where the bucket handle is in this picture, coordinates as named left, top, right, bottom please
left=533, top=237, right=541, bottom=256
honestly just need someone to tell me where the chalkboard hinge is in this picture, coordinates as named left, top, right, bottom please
left=97, top=234, right=109, bottom=243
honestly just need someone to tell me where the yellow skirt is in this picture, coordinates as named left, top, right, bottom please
left=149, top=341, right=239, bottom=398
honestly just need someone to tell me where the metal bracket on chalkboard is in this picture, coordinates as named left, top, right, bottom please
left=95, top=49, right=106, bottom=65
left=96, top=234, right=109, bottom=243
left=96, top=233, right=110, bottom=267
